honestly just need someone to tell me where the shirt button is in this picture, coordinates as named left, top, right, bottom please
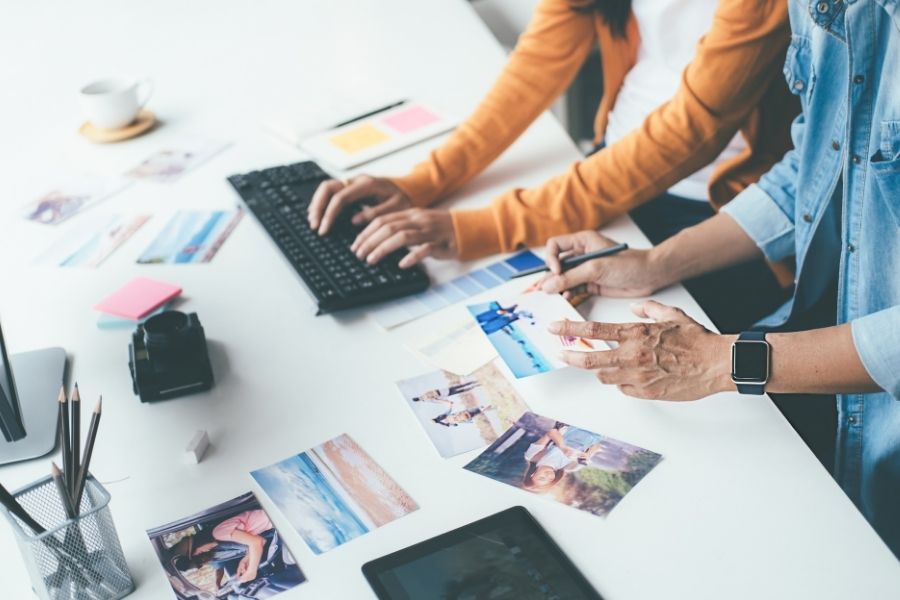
left=848, top=416, right=857, bottom=424
left=802, top=213, right=813, bottom=223
left=847, top=243, right=856, bottom=252
left=853, top=74, right=865, bottom=84
left=852, top=154, right=861, bottom=164
left=793, top=80, right=805, bottom=91
left=817, top=1, right=829, bottom=12
left=832, top=140, right=840, bottom=151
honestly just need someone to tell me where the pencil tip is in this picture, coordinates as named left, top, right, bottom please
left=72, top=384, right=80, bottom=402
left=51, top=462, right=61, bottom=475
left=57, top=386, right=66, bottom=402
left=95, top=397, right=102, bottom=413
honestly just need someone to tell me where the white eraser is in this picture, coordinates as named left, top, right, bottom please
left=184, top=430, right=210, bottom=464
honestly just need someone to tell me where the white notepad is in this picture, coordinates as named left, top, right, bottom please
left=299, top=101, right=455, bottom=170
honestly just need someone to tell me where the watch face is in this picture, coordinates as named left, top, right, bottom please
left=731, top=341, right=769, bottom=382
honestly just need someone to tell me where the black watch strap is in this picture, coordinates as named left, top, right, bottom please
left=735, top=331, right=767, bottom=395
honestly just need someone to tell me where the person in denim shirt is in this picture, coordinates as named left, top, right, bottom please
left=537, top=0, right=900, bottom=557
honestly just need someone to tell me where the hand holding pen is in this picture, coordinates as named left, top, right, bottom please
left=538, top=231, right=661, bottom=298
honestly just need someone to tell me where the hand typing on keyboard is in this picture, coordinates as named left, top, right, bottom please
left=308, top=175, right=411, bottom=235
left=229, top=161, right=430, bottom=313
left=351, top=208, right=458, bottom=268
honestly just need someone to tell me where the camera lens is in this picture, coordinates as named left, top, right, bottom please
left=143, top=311, right=189, bottom=351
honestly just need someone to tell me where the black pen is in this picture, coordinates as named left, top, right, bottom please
left=332, top=99, right=408, bottom=129
left=511, top=243, right=629, bottom=279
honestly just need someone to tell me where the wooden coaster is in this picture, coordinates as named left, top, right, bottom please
left=79, top=110, right=156, bottom=143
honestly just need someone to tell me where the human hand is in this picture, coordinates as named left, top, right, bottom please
left=549, top=300, right=735, bottom=401
left=539, top=231, right=665, bottom=298
left=236, top=556, right=249, bottom=578
left=351, top=208, right=458, bottom=267
left=308, top=175, right=412, bottom=235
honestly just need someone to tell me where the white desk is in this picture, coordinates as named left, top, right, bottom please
left=1, top=1, right=897, bottom=598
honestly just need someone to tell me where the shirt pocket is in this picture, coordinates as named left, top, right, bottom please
left=783, top=35, right=816, bottom=106
left=870, top=120, right=900, bottom=227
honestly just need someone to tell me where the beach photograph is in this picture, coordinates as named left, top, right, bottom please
left=146, top=492, right=305, bottom=600
left=251, top=434, right=418, bottom=555
left=467, top=291, right=592, bottom=378
left=465, top=412, right=663, bottom=517
left=396, top=360, right=530, bottom=457
left=137, top=208, right=243, bottom=264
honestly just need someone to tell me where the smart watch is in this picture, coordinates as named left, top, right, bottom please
left=731, top=331, right=770, bottom=395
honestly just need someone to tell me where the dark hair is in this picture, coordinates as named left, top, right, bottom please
left=174, top=555, right=197, bottom=572
left=572, top=0, right=632, bottom=39
left=522, top=462, right=565, bottom=491
left=433, top=414, right=454, bottom=427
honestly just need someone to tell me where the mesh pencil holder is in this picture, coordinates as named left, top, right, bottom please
left=3, top=475, right=134, bottom=600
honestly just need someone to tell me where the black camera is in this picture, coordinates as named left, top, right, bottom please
left=128, top=311, right=214, bottom=403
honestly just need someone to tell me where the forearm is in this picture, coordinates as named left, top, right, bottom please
left=649, top=212, right=763, bottom=288
left=391, top=0, right=595, bottom=206
left=713, top=324, right=880, bottom=395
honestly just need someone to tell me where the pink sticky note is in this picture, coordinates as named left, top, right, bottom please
left=94, top=277, right=182, bottom=320
left=381, top=105, right=440, bottom=134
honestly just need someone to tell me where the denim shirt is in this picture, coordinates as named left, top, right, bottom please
left=721, top=0, right=900, bottom=555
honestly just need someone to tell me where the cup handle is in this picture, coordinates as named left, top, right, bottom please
left=136, top=78, right=153, bottom=109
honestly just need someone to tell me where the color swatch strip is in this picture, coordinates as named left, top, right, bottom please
left=370, top=250, right=544, bottom=329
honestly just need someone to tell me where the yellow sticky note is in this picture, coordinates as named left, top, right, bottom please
left=329, top=124, right=391, bottom=154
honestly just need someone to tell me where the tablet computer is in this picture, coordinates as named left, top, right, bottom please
left=362, top=506, right=602, bottom=599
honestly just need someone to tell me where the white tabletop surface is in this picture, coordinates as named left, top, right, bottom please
left=0, top=1, right=898, bottom=599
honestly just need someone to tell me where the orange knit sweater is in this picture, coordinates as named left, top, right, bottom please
left=389, top=0, right=797, bottom=280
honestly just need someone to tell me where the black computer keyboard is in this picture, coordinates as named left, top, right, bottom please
left=227, top=161, right=429, bottom=313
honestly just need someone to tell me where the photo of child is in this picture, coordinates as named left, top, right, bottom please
left=465, top=412, right=663, bottom=517
left=251, top=434, right=418, bottom=555
left=396, top=361, right=531, bottom=458
left=467, top=291, right=594, bottom=378
left=146, top=492, right=305, bottom=600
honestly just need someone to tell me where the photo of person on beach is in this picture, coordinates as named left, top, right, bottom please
left=397, top=361, right=530, bottom=457
left=468, top=292, right=593, bottom=378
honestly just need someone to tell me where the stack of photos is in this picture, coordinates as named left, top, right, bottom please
left=251, top=434, right=418, bottom=555
left=396, top=361, right=530, bottom=457
left=146, top=492, right=306, bottom=600
left=465, top=412, right=663, bottom=517
left=467, top=290, right=596, bottom=378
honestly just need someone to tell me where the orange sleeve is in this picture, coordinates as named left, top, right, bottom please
left=452, top=0, right=791, bottom=259
left=387, top=0, right=596, bottom=207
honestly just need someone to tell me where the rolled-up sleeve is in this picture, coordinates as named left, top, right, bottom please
left=721, top=183, right=796, bottom=261
left=851, top=306, right=900, bottom=399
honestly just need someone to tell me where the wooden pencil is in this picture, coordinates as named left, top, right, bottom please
left=57, top=386, right=72, bottom=499
left=0, top=481, right=45, bottom=534
left=71, top=383, right=81, bottom=498
left=74, top=397, right=102, bottom=510
left=50, top=462, right=75, bottom=519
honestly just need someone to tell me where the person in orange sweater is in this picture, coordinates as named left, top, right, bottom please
left=307, top=0, right=798, bottom=332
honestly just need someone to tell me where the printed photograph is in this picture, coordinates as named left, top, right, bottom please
left=406, top=315, right=497, bottom=376
left=146, top=492, right=305, bottom=600
left=125, top=138, right=228, bottom=182
left=21, top=175, right=132, bottom=225
left=465, top=412, right=663, bottom=517
left=251, top=434, right=418, bottom=555
left=36, top=214, right=150, bottom=267
left=467, top=291, right=594, bottom=378
left=396, top=361, right=530, bottom=457
left=137, top=209, right=243, bottom=264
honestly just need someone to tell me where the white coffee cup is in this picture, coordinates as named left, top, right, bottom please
left=79, top=77, right=153, bottom=130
